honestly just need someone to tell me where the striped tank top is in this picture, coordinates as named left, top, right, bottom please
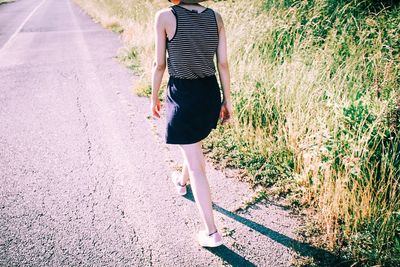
left=167, top=5, right=219, bottom=80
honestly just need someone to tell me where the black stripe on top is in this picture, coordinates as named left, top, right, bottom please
left=166, top=5, right=219, bottom=80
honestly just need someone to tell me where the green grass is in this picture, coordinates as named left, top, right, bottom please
left=0, top=0, right=15, bottom=5
left=74, top=0, right=400, bottom=265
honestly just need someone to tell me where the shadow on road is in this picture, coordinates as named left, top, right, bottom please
left=205, top=245, right=257, bottom=267
left=183, top=187, right=351, bottom=267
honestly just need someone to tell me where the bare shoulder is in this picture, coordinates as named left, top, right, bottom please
left=212, top=10, right=224, bottom=29
left=155, top=8, right=175, bottom=23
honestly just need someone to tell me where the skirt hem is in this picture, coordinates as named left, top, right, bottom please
left=165, top=124, right=217, bottom=145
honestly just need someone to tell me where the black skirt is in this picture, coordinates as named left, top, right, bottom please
left=165, top=75, right=222, bottom=145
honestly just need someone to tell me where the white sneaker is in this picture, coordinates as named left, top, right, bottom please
left=171, top=171, right=187, bottom=196
left=197, top=230, right=223, bottom=247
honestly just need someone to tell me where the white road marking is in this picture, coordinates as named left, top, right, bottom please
left=0, top=0, right=47, bottom=53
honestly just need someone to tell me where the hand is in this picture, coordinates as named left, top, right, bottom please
left=220, top=100, right=233, bottom=125
left=150, top=98, right=161, bottom=119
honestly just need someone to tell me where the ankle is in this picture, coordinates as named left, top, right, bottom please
left=205, top=227, right=218, bottom=236
left=208, top=230, right=218, bottom=236
left=179, top=175, right=189, bottom=185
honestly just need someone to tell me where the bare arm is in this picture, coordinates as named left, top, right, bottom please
left=216, top=12, right=231, bottom=104
left=151, top=10, right=167, bottom=118
left=215, top=11, right=233, bottom=123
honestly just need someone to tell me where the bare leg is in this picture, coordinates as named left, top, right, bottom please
left=178, top=157, right=190, bottom=186
left=179, top=141, right=217, bottom=235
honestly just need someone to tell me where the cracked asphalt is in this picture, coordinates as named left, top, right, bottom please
left=0, top=0, right=336, bottom=266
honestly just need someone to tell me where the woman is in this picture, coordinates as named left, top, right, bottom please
left=150, top=0, right=233, bottom=247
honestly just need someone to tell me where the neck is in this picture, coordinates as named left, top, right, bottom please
left=180, top=3, right=201, bottom=7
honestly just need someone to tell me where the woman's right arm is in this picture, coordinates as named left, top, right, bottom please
left=151, top=10, right=167, bottom=119
left=215, top=12, right=233, bottom=124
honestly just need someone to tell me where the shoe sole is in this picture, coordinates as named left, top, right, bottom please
left=177, top=189, right=187, bottom=196
left=199, top=240, right=223, bottom=247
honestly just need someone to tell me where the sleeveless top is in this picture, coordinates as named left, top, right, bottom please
left=166, top=5, right=219, bottom=80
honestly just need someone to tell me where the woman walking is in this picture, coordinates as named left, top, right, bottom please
left=150, top=0, right=232, bottom=247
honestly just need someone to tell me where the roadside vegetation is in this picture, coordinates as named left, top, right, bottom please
left=0, top=0, right=15, bottom=5
left=74, top=0, right=399, bottom=265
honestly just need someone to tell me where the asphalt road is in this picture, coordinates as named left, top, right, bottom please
left=0, top=0, right=336, bottom=266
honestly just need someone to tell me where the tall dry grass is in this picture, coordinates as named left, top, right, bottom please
left=74, top=0, right=399, bottom=265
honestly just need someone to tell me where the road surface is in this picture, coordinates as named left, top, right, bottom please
left=0, top=0, right=338, bottom=266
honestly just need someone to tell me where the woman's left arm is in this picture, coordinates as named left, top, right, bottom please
left=151, top=10, right=167, bottom=118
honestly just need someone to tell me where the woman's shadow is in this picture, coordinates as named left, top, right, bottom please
left=183, top=187, right=351, bottom=267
